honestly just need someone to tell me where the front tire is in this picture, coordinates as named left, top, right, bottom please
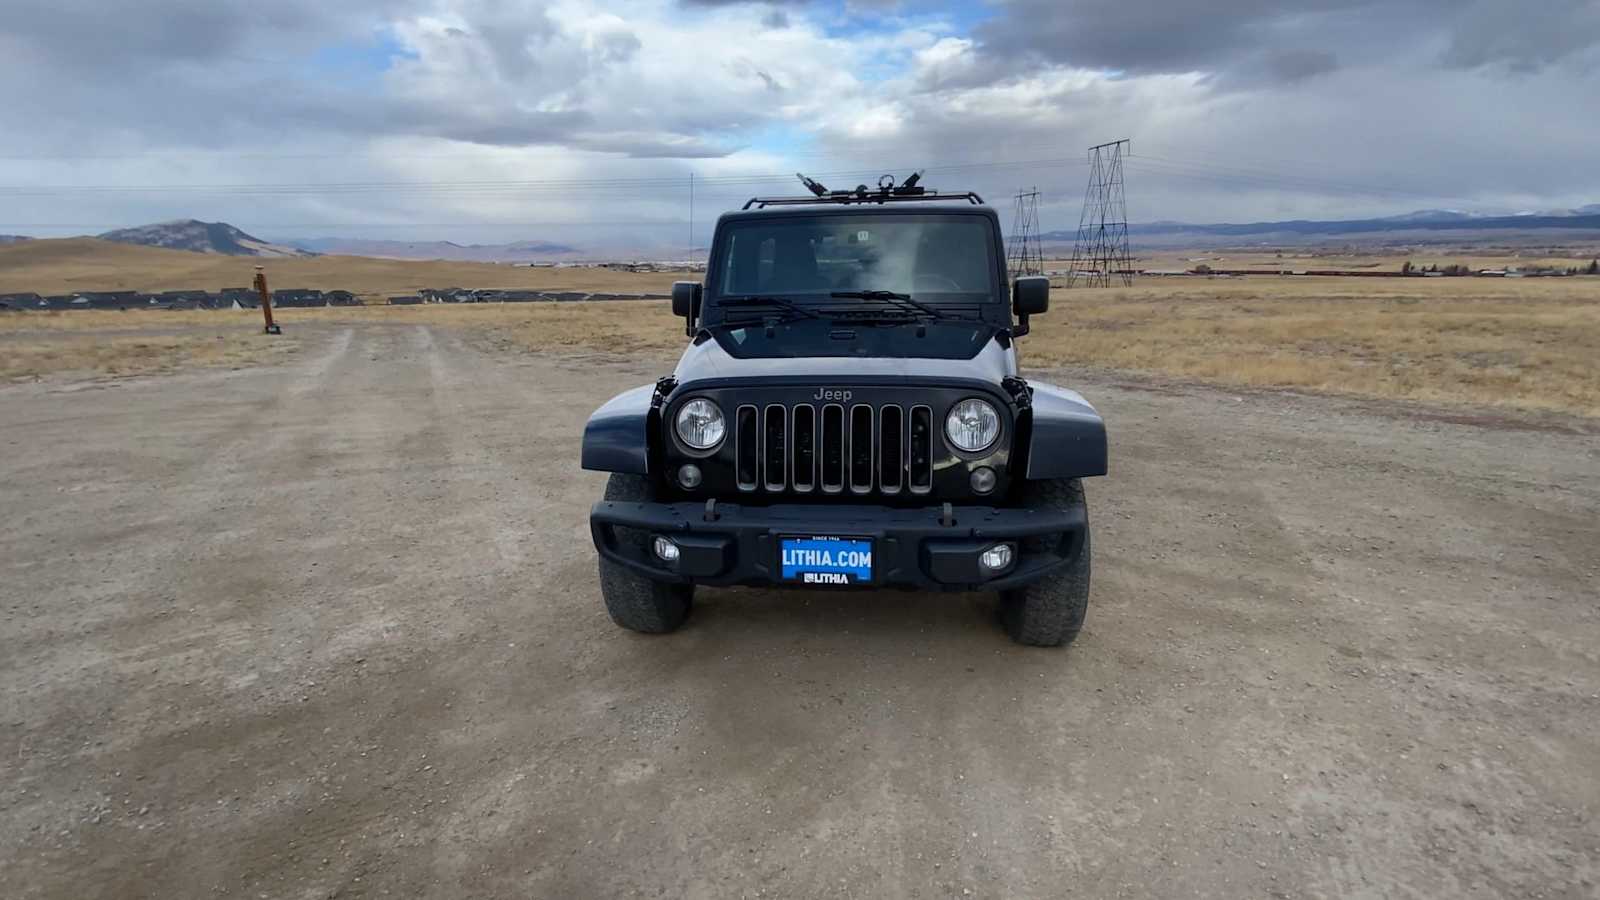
left=597, top=474, right=693, bottom=634
left=1000, top=479, right=1091, bottom=647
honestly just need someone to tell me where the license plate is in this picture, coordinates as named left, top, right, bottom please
left=779, top=535, right=873, bottom=585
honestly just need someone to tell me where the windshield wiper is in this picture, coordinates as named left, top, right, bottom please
left=717, top=295, right=820, bottom=324
left=829, top=290, right=949, bottom=321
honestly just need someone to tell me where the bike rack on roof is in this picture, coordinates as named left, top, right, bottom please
left=742, top=172, right=985, bottom=210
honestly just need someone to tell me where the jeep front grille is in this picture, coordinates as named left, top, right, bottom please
left=735, top=402, right=933, bottom=495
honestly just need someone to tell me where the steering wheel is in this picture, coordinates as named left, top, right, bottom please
left=913, top=273, right=962, bottom=291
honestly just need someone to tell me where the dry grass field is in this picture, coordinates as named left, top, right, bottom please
left=3, top=239, right=1598, bottom=417
left=1131, top=247, right=1600, bottom=273
left=1031, top=275, right=1600, bottom=416
left=0, top=330, right=299, bottom=381
left=0, top=237, right=681, bottom=298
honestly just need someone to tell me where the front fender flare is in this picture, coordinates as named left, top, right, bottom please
left=581, top=384, right=658, bottom=474
left=1023, top=381, right=1107, bottom=480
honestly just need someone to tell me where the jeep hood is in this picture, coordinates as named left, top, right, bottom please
left=673, top=326, right=1017, bottom=384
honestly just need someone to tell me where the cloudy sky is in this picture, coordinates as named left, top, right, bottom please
left=2, top=0, right=1597, bottom=249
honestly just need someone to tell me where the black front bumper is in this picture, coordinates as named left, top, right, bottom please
left=590, top=499, right=1086, bottom=591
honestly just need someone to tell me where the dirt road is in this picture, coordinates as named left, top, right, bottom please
left=3, top=324, right=1597, bottom=898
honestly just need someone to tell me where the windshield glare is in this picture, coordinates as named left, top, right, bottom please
left=715, top=215, right=996, bottom=303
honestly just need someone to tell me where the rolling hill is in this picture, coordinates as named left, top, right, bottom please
left=96, top=220, right=311, bottom=257
left=1042, top=207, right=1600, bottom=247
left=0, top=237, right=676, bottom=297
left=289, top=237, right=581, bottom=262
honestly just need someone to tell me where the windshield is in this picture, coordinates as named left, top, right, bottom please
left=713, top=215, right=997, bottom=304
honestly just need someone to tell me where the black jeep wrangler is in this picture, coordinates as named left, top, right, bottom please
left=581, top=177, right=1107, bottom=646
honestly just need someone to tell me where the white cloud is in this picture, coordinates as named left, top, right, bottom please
left=0, top=0, right=1597, bottom=248
left=376, top=0, right=884, bottom=153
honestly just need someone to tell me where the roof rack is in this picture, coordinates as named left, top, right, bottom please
left=743, top=172, right=984, bottom=210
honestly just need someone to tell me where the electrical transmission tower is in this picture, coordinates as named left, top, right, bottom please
left=1007, top=187, right=1043, bottom=278
left=1067, top=139, right=1133, bottom=288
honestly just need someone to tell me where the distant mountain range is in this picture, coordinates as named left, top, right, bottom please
left=11, top=204, right=1598, bottom=262
left=1043, top=205, right=1600, bottom=245
left=288, top=237, right=581, bottom=262
left=96, top=220, right=311, bottom=257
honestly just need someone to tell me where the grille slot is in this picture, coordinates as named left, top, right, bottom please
left=820, top=404, right=845, bottom=492
left=763, top=405, right=786, bottom=491
left=735, top=405, right=758, bottom=489
left=848, top=405, right=873, bottom=494
left=879, top=405, right=903, bottom=494
left=909, top=405, right=933, bottom=492
left=730, top=398, right=949, bottom=495
left=792, top=404, right=816, bottom=492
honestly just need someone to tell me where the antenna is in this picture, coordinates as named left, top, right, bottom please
left=1007, top=187, right=1043, bottom=279
left=1067, top=139, right=1134, bottom=288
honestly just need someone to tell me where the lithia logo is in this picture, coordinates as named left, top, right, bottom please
left=812, top=388, right=853, bottom=402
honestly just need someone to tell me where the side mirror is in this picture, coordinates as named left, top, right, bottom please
left=1011, top=276, right=1049, bottom=336
left=671, top=282, right=702, bottom=336
left=1013, top=276, right=1049, bottom=315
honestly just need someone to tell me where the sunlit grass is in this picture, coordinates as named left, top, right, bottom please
left=1023, top=277, right=1600, bottom=415
left=1, top=330, right=300, bottom=381
left=5, top=276, right=1598, bottom=416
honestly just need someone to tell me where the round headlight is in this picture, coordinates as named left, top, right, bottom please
left=675, top=398, right=725, bottom=450
left=945, top=399, right=1000, bottom=453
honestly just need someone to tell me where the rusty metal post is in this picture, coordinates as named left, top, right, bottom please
left=253, top=266, right=281, bottom=334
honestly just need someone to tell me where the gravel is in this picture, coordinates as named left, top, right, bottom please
left=2, top=323, right=1596, bottom=898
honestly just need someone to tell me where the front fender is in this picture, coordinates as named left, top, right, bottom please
left=1024, top=381, right=1108, bottom=479
left=581, top=384, right=658, bottom=474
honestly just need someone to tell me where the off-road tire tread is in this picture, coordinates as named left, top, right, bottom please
left=1000, top=478, right=1090, bottom=647
left=597, top=474, right=693, bottom=633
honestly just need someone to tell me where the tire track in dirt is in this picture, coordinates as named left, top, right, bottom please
left=4, top=335, right=1597, bottom=899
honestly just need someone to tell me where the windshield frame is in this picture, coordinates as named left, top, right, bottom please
left=699, top=206, right=1011, bottom=331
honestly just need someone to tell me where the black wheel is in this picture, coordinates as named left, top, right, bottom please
left=1000, top=478, right=1091, bottom=647
left=597, top=474, right=693, bottom=634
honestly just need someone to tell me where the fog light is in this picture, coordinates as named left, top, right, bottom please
left=970, top=466, right=997, bottom=494
left=652, top=536, right=680, bottom=562
left=678, top=463, right=702, bottom=489
left=979, top=543, right=1013, bottom=571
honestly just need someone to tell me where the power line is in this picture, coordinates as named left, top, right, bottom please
left=1125, top=155, right=1438, bottom=203
left=0, top=221, right=696, bottom=229
left=0, top=137, right=1489, bottom=211
left=2, top=143, right=1508, bottom=240
left=0, top=147, right=1459, bottom=208
left=0, top=136, right=1106, bottom=163
left=0, top=156, right=1090, bottom=198
left=1133, top=142, right=1538, bottom=189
